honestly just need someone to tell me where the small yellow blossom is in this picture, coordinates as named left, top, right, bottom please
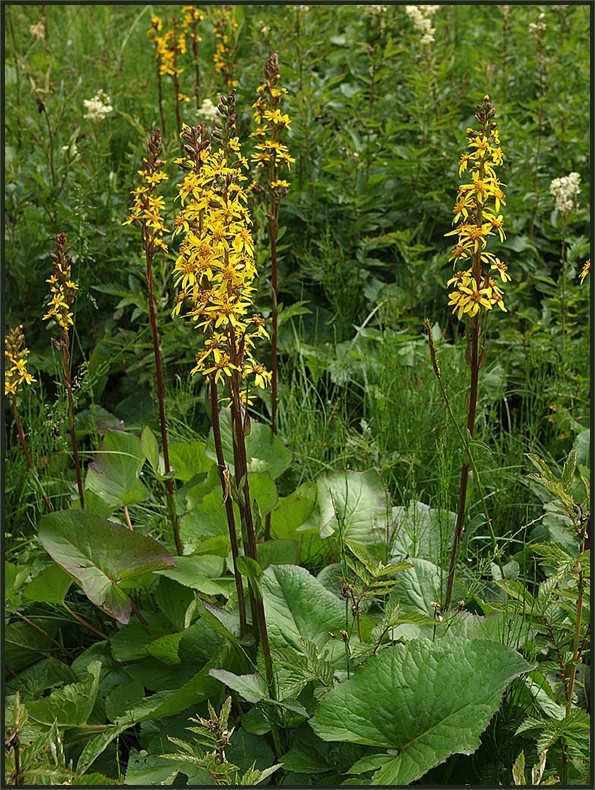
left=5, top=326, right=36, bottom=397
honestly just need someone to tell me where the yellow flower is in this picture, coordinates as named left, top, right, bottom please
left=5, top=326, right=36, bottom=397
left=445, top=96, right=507, bottom=321
left=579, top=259, right=590, bottom=284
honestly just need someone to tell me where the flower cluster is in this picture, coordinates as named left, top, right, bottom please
left=446, top=96, right=509, bottom=320
left=83, top=89, right=113, bottom=122
left=43, top=233, right=78, bottom=331
left=212, top=6, right=238, bottom=88
left=251, top=52, right=294, bottom=190
left=123, top=129, right=169, bottom=253
left=405, top=5, right=440, bottom=46
left=529, top=12, right=547, bottom=38
left=550, top=171, right=581, bottom=215
left=5, top=326, right=36, bottom=397
left=147, top=15, right=183, bottom=79
left=579, top=259, right=590, bottom=285
left=172, top=96, right=270, bottom=397
left=198, top=97, right=220, bottom=124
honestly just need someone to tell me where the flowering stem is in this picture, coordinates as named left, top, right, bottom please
left=58, top=334, right=85, bottom=509
left=156, top=66, right=166, bottom=138
left=209, top=374, right=247, bottom=636
left=10, top=398, right=53, bottom=512
left=444, top=316, right=480, bottom=610
left=144, top=243, right=183, bottom=556
left=228, top=376, right=275, bottom=699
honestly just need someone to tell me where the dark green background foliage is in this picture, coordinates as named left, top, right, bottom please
left=4, top=3, right=590, bottom=787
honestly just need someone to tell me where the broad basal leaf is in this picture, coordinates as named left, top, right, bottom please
left=85, top=430, right=149, bottom=508
left=39, top=510, right=176, bottom=623
left=316, top=470, right=389, bottom=543
left=261, top=564, right=350, bottom=668
left=26, top=660, right=102, bottom=728
left=310, top=637, right=533, bottom=785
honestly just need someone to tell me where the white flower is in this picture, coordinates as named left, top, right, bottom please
left=405, top=5, right=440, bottom=45
left=83, top=89, right=113, bottom=122
left=529, top=12, right=547, bottom=36
left=197, top=98, right=219, bottom=123
left=550, top=172, right=581, bottom=215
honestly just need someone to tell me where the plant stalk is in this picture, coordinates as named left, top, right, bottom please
left=209, top=374, right=247, bottom=635
left=59, top=335, right=85, bottom=509
left=444, top=315, right=480, bottom=610
left=144, top=244, right=183, bottom=555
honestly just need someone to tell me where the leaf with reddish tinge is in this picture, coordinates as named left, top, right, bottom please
left=39, top=510, right=176, bottom=623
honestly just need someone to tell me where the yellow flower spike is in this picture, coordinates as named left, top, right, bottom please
left=173, top=107, right=270, bottom=402
left=5, top=325, right=36, bottom=397
left=446, top=97, right=507, bottom=321
left=579, top=259, right=590, bottom=284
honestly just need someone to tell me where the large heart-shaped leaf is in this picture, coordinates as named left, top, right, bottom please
left=390, top=501, right=456, bottom=562
left=206, top=409, right=291, bottom=479
left=85, top=430, right=149, bottom=508
left=39, top=510, right=176, bottom=623
left=315, top=470, right=389, bottom=542
left=261, top=565, right=350, bottom=670
left=310, top=638, right=533, bottom=785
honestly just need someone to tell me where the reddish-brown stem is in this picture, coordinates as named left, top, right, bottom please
left=156, top=67, right=166, bottom=139
left=60, top=336, right=85, bottom=509
left=209, top=374, right=247, bottom=635
left=145, top=244, right=183, bottom=556
left=191, top=21, right=201, bottom=110
left=444, top=313, right=480, bottom=611
left=10, top=399, right=53, bottom=512
left=228, top=371, right=275, bottom=696
left=63, top=603, right=109, bottom=640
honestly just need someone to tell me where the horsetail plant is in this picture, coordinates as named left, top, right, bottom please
left=172, top=93, right=275, bottom=696
left=43, top=233, right=85, bottom=509
left=443, top=95, right=508, bottom=610
left=123, top=128, right=183, bottom=556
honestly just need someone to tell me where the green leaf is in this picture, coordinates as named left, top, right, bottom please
left=140, top=426, right=160, bottom=474
left=77, top=724, right=132, bottom=774
left=85, top=430, right=149, bottom=508
left=169, top=440, right=216, bottom=482
left=316, top=470, right=389, bottom=542
left=390, top=501, right=456, bottom=561
left=261, top=565, right=350, bottom=667
left=389, top=557, right=451, bottom=614
left=156, top=555, right=231, bottom=597
left=105, top=681, right=146, bottom=723
left=26, top=660, right=102, bottom=728
left=5, top=657, right=77, bottom=697
left=310, top=638, right=533, bottom=785
left=248, top=471, right=278, bottom=516
left=22, top=564, right=72, bottom=604
left=114, top=659, right=223, bottom=724
left=124, top=750, right=180, bottom=786
left=39, top=510, right=176, bottom=623
left=257, top=539, right=300, bottom=569
left=208, top=670, right=268, bottom=703
left=206, top=410, right=291, bottom=480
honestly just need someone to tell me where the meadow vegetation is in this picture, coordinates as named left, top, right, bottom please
left=4, top=3, right=591, bottom=786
